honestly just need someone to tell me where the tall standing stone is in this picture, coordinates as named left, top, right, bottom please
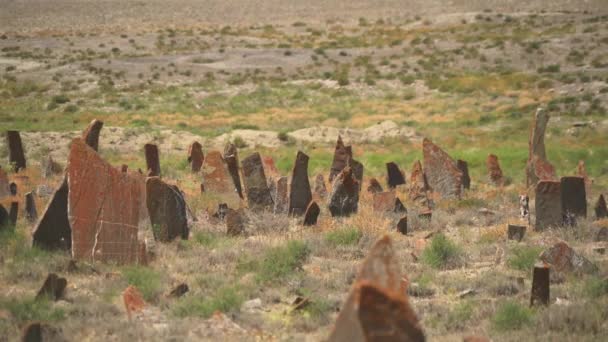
left=530, top=263, right=550, bottom=306
left=328, top=167, right=359, bottom=217
left=273, top=176, right=288, bottom=214
left=224, top=143, right=244, bottom=199
left=329, top=136, right=352, bottom=182
left=526, top=108, right=557, bottom=187
left=595, top=194, right=607, bottom=220
left=6, top=130, right=26, bottom=172
left=32, top=177, right=71, bottom=250
left=144, top=143, right=161, bottom=177
left=202, top=150, right=238, bottom=197
left=456, top=160, right=471, bottom=190
left=350, top=159, right=364, bottom=191
left=241, top=152, right=274, bottom=211
left=408, top=160, right=429, bottom=205
left=303, top=201, right=320, bottom=226
left=560, top=176, right=587, bottom=222
left=386, top=162, right=406, bottom=189
left=9, top=201, right=18, bottom=226
left=486, top=154, right=504, bottom=186
left=535, top=180, right=562, bottom=231
left=82, top=119, right=104, bottom=151
left=423, top=138, right=463, bottom=199
left=25, top=191, right=38, bottom=223
left=314, top=174, right=328, bottom=199
left=146, top=177, right=189, bottom=242
left=289, top=151, right=312, bottom=216
left=188, top=141, right=204, bottom=172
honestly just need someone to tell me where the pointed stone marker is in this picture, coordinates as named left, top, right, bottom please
left=329, top=136, right=352, bottom=182
left=456, top=159, right=471, bottom=190
left=397, top=216, right=408, bottom=235
left=32, top=177, right=71, bottom=250
left=423, top=138, right=463, bottom=199
left=367, top=178, right=383, bottom=194
left=386, top=162, right=405, bottom=189
left=188, top=141, right=204, bottom=172
left=303, top=201, right=320, bottom=226
left=25, top=191, right=38, bottom=223
left=82, top=119, right=104, bottom=151
left=328, top=166, right=359, bottom=217
left=535, top=180, right=562, bottom=231
left=595, top=194, right=607, bottom=220
left=289, top=151, right=312, bottom=216
left=144, top=143, right=161, bottom=177
left=241, top=152, right=274, bottom=211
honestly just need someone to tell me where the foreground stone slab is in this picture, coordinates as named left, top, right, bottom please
left=303, top=201, right=320, bottom=226
left=6, top=130, right=26, bottom=172
left=224, top=143, right=244, bottom=199
left=82, top=119, right=104, bottom=151
left=595, top=194, right=607, bottom=220
left=144, top=143, right=161, bottom=177
left=68, top=138, right=149, bottom=264
left=242, top=152, right=274, bottom=211
left=535, top=180, right=562, bottom=231
left=530, top=263, right=550, bottom=306
left=32, top=178, right=71, bottom=250
left=386, top=162, right=405, bottom=189
left=456, top=159, right=471, bottom=190
left=539, top=241, right=598, bottom=274
left=423, top=138, right=463, bottom=199
left=36, top=273, right=67, bottom=301
left=328, top=167, right=359, bottom=217
left=329, top=136, right=352, bottom=182
left=561, top=176, right=587, bottom=221
left=188, top=141, right=204, bottom=172
left=289, top=151, right=313, bottom=216
left=146, top=177, right=188, bottom=242
left=487, top=154, right=504, bottom=186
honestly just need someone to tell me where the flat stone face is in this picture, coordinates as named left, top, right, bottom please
left=423, top=138, right=463, bottom=200
left=82, top=119, right=104, bottom=151
left=329, top=136, right=352, bottom=182
left=561, top=176, right=587, bottom=219
left=261, top=155, right=280, bottom=179
left=595, top=194, right=607, bottom=220
left=526, top=109, right=557, bottom=187
left=68, top=138, right=149, bottom=264
left=241, top=152, right=274, bottom=211
left=202, top=150, right=236, bottom=195
left=303, top=201, right=320, bottom=226
left=25, top=191, right=38, bottom=223
left=223, top=143, right=244, bottom=199
left=144, top=143, right=161, bottom=177
left=539, top=241, right=598, bottom=274
left=386, top=162, right=405, bottom=189
left=373, top=191, right=396, bottom=213
left=32, top=177, right=71, bottom=250
left=486, top=154, right=504, bottom=186
left=289, top=151, right=312, bottom=216
left=535, top=180, right=562, bottom=231
left=146, top=177, right=189, bottom=242
left=188, top=141, right=204, bottom=172
left=328, top=167, right=359, bottom=217
left=456, top=160, right=471, bottom=190
left=314, top=174, right=327, bottom=199
left=408, top=160, right=429, bottom=204
left=6, top=130, right=26, bottom=172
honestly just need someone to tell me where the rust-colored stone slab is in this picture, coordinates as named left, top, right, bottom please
left=68, top=138, right=148, bottom=264
left=386, top=162, right=405, bottom=189
left=486, top=154, right=504, bottom=186
left=25, top=191, right=38, bottom=223
left=530, top=263, right=550, bottom=306
left=289, top=151, right=312, bottom=216
left=423, top=138, right=463, bottom=199
left=539, top=241, right=597, bottom=274
left=0, top=166, right=8, bottom=198
left=224, top=143, right=244, bottom=199
left=358, top=282, right=425, bottom=342
left=456, top=159, right=471, bottom=190
left=507, top=224, right=526, bottom=242
left=32, top=177, right=71, bottom=250
left=526, top=108, right=557, bottom=187
left=144, top=143, right=161, bottom=177
left=273, top=176, right=288, bottom=214
left=328, top=166, right=359, bottom=217
left=367, top=178, right=383, bottom=194
left=314, top=174, right=327, bottom=199
left=527, top=155, right=557, bottom=187
left=226, top=208, right=245, bottom=236
left=146, top=177, right=188, bottom=242
left=202, top=150, right=237, bottom=195
left=261, top=155, right=280, bottom=179
left=6, top=130, right=26, bottom=172
left=535, top=180, right=562, bottom=231
left=303, top=201, right=320, bottom=226
left=409, top=160, right=429, bottom=205
left=595, top=194, right=607, bottom=220
left=188, top=141, right=204, bottom=172
left=561, top=176, right=587, bottom=221
left=373, top=191, right=395, bottom=213
left=36, top=273, right=67, bottom=301
left=82, top=119, right=103, bottom=151
left=329, top=136, right=352, bottom=182
left=241, top=152, right=274, bottom=211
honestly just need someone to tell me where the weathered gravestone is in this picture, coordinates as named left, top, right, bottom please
left=32, top=178, right=71, bottom=250
left=188, top=141, right=204, bottom=172
left=486, top=154, right=504, bottom=186
left=367, top=178, right=383, bottom=194
left=539, top=241, right=597, bottom=274
left=224, top=143, right=244, bottom=199
left=408, top=160, right=429, bottom=205
left=456, top=160, right=471, bottom=190
left=314, top=174, right=328, bottom=199
left=303, top=201, right=320, bottom=226
left=6, top=130, right=26, bottom=172
left=560, top=176, right=586, bottom=223
left=423, top=138, right=463, bottom=200
left=241, top=152, right=274, bottom=210
left=272, top=176, right=288, bottom=214
left=289, top=151, right=312, bottom=216
left=595, top=194, right=607, bottom=220
left=146, top=177, right=189, bottom=242
left=329, top=136, right=352, bottom=182
left=202, top=150, right=239, bottom=197
left=526, top=108, right=557, bottom=187
left=530, top=263, right=550, bottom=306
left=386, top=162, right=405, bottom=189
left=144, top=143, right=161, bottom=177
left=82, top=119, right=104, bottom=152
left=25, top=191, right=38, bottom=223
left=535, top=180, right=562, bottom=231
left=507, top=224, right=526, bottom=242
left=328, top=167, right=359, bottom=217
left=36, top=273, right=67, bottom=301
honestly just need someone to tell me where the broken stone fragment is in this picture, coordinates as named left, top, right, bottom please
left=386, top=162, right=405, bottom=189
left=539, top=241, right=598, bottom=275
left=303, top=201, right=320, bottom=226
left=36, top=273, right=67, bottom=301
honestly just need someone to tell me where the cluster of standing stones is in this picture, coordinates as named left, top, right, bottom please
left=1, top=107, right=607, bottom=340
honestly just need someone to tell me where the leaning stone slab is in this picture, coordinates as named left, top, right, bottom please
left=539, top=241, right=598, bottom=274
left=328, top=167, right=359, bottom=217
left=535, top=180, right=562, bottom=231
left=423, top=138, right=463, bottom=199
left=329, top=136, right=352, bottom=182
left=526, top=108, right=557, bottom=187
left=32, top=177, right=71, bottom=250
left=188, top=141, right=204, bottom=172
left=289, top=151, right=312, bottom=216
left=224, top=143, right=244, bottom=199
left=146, top=177, right=189, bottom=242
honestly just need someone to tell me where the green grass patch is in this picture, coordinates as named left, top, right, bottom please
left=421, top=233, right=462, bottom=269
left=582, top=276, right=608, bottom=299
left=238, top=240, right=310, bottom=283
left=0, top=297, right=65, bottom=323
left=172, top=285, right=244, bottom=318
left=121, top=266, right=162, bottom=301
left=492, top=300, right=534, bottom=331
left=324, top=227, right=362, bottom=247
left=507, top=245, right=542, bottom=272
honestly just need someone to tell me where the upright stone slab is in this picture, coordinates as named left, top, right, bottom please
left=273, top=176, right=288, bottom=214
left=408, top=160, right=429, bottom=204
left=289, top=151, right=312, bottom=216
left=423, top=138, right=463, bottom=199
left=202, top=150, right=238, bottom=196
left=456, top=160, right=471, bottom=190
left=0, top=166, right=9, bottom=198
left=82, top=119, right=104, bottom=151
left=350, top=159, right=364, bottom=191
left=328, top=167, right=359, bottom=217
left=526, top=108, right=557, bottom=187
left=535, top=180, right=562, bottom=231
left=8, top=201, right=18, bottom=226
left=367, top=178, right=383, bottom=194
left=561, top=176, right=587, bottom=221
left=373, top=191, right=396, bottom=213
left=6, top=130, right=26, bottom=172
left=146, top=177, right=189, bottom=242
left=36, top=273, right=67, bottom=301
left=144, top=143, right=161, bottom=177
left=386, top=162, right=406, bottom=189
left=303, top=201, right=320, bottom=226
left=9, top=182, right=16, bottom=196
left=486, top=154, right=504, bottom=186
left=25, top=191, right=38, bottom=223
left=224, top=143, right=244, bottom=199
left=314, top=174, right=327, bottom=199
left=595, top=194, right=607, bottom=220
left=397, top=216, right=408, bottom=235
left=188, top=141, right=204, bottom=172
left=241, top=152, right=274, bottom=211
left=68, top=138, right=148, bottom=264
left=329, top=136, right=352, bottom=182
left=530, top=263, right=550, bottom=306
left=32, top=178, right=71, bottom=250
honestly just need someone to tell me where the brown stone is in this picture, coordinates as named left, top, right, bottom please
left=408, top=160, right=429, bottom=204
left=314, top=173, right=327, bottom=199
left=144, top=143, right=161, bottom=177
left=82, top=119, right=103, bottom=151
left=303, top=201, right=320, bottom=226
left=423, top=138, right=463, bottom=199
left=241, top=152, right=274, bottom=210
left=386, top=162, right=405, bottom=189
left=530, top=263, right=550, bottom=306
left=329, top=135, right=352, bottom=182
left=373, top=191, right=395, bottom=213
left=0, top=204, right=9, bottom=229
left=328, top=166, right=359, bottom=217
left=224, top=143, right=244, bottom=199
left=22, top=322, right=64, bottom=342
left=169, top=283, right=189, bottom=298
left=595, top=195, right=608, bottom=220
left=576, top=160, right=592, bottom=190
left=6, top=130, right=26, bottom=172
left=123, top=285, right=146, bottom=320
left=9, top=201, right=18, bottom=226
left=350, top=159, right=364, bottom=191
left=535, top=180, right=562, bottom=231
left=32, top=177, right=71, bottom=250
left=202, top=150, right=238, bottom=196
left=226, top=208, right=245, bottom=236
left=188, top=141, right=204, bottom=172
left=397, top=216, right=408, bottom=235
left=486, top=154, right=504, bottom=186
left=68, top=138, right=148, bottom=264
left=9, top=181, right=17, bottom=196
left=261, top=155, right=280, bottom=179
left=25, top=191, right=38, bottom=223
left=289, top=151, right=312, bottom=216
left=539, top=241, right=598, bottom=274
left=561, top=176, right=587, bottom=221
left=0, top=166, right=8, bottom=198
left=367, top=178, right=383, bottom=194
left=507, top=224, right=526, bottom=242
left=272, top=176, right=288, bottom=214
left=526, top=108, right=557, bottom=187
left=358, top=282, right=425, bottom=342
left=456, top=159, right=471, bottom=190
left=146, top=177, right=189, bottom=242
left=394, top=197, right=407, bottom=213
left=36, top=273, right=67, bottom=301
